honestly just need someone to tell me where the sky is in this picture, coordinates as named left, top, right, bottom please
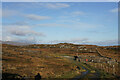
left=2, top=2, right=118, bottom=46
left=1, top=0, right=119, bottom=2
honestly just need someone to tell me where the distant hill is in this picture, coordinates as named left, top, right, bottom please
left=1, top=41, right=31, bottom=46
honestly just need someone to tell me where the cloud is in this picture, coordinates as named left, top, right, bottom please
left=41, top=3, right=70, bottom=9
left=2, top=3, right=70, bottom=9
left=106, top=0, right=119, bottom=1
left=49, top=38, right=89, bottom=44
left=48, top=38, right=118, bottom=46
left=3, top=36, right=37, bottom=44
left=0, top=3, right=2, bottom=41
left=4, top=25, right=45, bottom=37
left=0, top=5, right=2, bottom=18
left=37, top=23, right=68, bottom=27
left=110, top=8, right=119, bottom=13
left=3, top=24, right=45, bottom=43
left=10, top=22, right=29, bottom=26
left=3, top=9, right=51, bottom=21
left=3, top=21, right=29, bottom=26
left=3, top=36, right=15, bottom=41
left=2, top=9, right=21, bottom=17
left=71, top=11, right=85, bottom=15
left=2, top=0, right=35, bottom=2
left=9, top=28, right=45, bottom=36
left=25, top=14, right=51, bottom=20
left=93, top=40, right=118, bottom=46
left=37, top=21, right=100, bottom=29
left=2, top=0, right=119, bottom=2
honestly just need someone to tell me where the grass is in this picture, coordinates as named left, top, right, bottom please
left=2, top=44, right=119, bottom=79
left=83, top=62, right=115, bottom=78
left=59, top=70, right=80, bottom=78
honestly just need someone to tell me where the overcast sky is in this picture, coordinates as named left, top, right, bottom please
left=2, top=2, right=118, bottom=46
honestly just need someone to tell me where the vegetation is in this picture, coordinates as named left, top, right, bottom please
left=2, top=43, right=120, bottom=79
